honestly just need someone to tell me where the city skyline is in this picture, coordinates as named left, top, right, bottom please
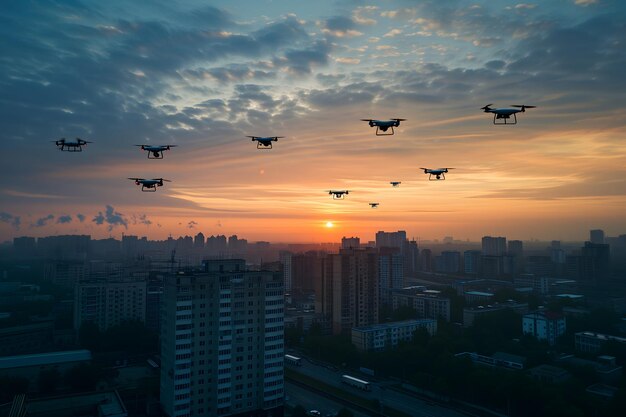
left=2, top=0, right=626, bottom=243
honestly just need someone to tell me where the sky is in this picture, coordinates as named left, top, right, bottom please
left=1, top=0, right=626, bottom=243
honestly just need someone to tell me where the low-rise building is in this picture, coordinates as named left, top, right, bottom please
left=463, top=302, right=529, bottom=327
left=391, top=289, right=451, bottom=322
left=528, top=364, right=570, bottom=383
left=351, top=319, right=437, bottom=352
left=0, top=350, right=92, bottom=389
left=522, top=310, right=566, bottom=346
left=6, top=390, right=127, bottom=417
left=575, top=331, right=626, bottom=353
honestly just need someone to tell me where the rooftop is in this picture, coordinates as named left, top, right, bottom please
left=353, top=319, right=436, bottom=332
left=0, top=350, right=91, bottom=370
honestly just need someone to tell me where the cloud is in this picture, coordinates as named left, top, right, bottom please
left=0, top=212, right=21, bottom=229
left=383, top=29, right=402, bottom=37
left=574, top=0, right=598, bottom=5
left=131, top=213, right=152, bottom=226
left=321, top=16, right=363, bottom=38
left=57, top=215, right=73, bottom=224
left=92, top=205, right=128, bottom=231
left=187, top=220, right=198, bottom=229
left=335, top=57, right=361, bottom=65
left=34, top=214, right=54, bottom=227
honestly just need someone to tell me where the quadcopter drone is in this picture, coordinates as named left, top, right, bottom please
left=369, top=203, right=379, bottom=208
left=480, top=104, right=536, bottom=125
left=327, top=190, right=350, bottom=200
left=128, top=177, right=171, bottom=192
left=390, top=181, right=401, bottom=187
left=134, top=144, right=177, bottom=159
left=52, top=138, right=92, bottom=152
left=360, top=118, right=406, bottom=136
left=246, top=136, right=284, bottom=149
left=420, top=167, right=454, bottom=181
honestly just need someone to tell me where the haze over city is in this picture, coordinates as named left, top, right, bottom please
left=1, top=0, right=625, bottom=243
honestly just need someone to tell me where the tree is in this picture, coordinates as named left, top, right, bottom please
left=336, top=408, right=354, bottom=417
left=291, top=405, right=307, bottom=417
left=64, top=363, right=100, bottom=392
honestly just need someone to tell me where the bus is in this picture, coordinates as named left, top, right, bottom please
left=285, top=354, right=302, bottom=366
left=341, top=374, right=371, bottom=391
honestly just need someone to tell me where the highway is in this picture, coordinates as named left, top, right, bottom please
left=285, top=380, right=369, bottom=417
left=285, top=356, right=471, bottom=417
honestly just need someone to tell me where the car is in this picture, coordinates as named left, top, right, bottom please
left=308, top=411, right=321, bottom=417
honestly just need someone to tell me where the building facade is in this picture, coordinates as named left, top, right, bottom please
left=160, top=260, right=284, bottom=417
left=522, top=310, right=566, bottom=346
left=351, top=319, right=437, bottom=352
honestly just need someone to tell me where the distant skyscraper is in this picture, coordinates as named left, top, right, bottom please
left=420, top=249, right=433, bottom=272
left=436, top=251, right=461, bottom=274
left=160, top=260, right=284, bottom=417
left=590, top=229, right=605, bottom=245
left=341, top=236, right=360, bottom=249
left=279, top=251, right=293, bottom=293
left=321, top=248, right=379, bottom=335
left=403, top=240, right=419, bottom=277
left=378, top=247, right=404, bottom=305
left=482, top=236, right=507, bottom=256
left=581, top=242, right=610, bottom=282
left=193, top=232, right=205, bottom=249
left=375, top=231, right=407, bottom=249
left=464, top=250, right=481, bottom=275
left=74, top=280, right=147, bottom=330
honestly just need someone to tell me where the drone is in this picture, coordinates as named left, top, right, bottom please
left=420, top=167, right=454, bottom=181
left=480, top=104, right=536, bottom=125
left=369, top=203, right=379, bottom=208
left=128, top=177, right=171, bottom=192
left=52, top=138, right=91, bottom=152
left=360, top=118, right=406, bottom=136
left=390, top=181, right=401, bottom=187
left=246, top=136, right=284, bottom=149
left=134, top=144, right=177, bottom=159
left=327, top=190, right=350, bottom=200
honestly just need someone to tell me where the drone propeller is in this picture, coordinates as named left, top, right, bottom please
left=360, top=119, right=374, bottom=122
left=391, top=118, right=407, bottom=121
left=480, top=104, right=493, bottom=110
left=511, top=104, right=536, bottom=112
left=128, top=177, right=144, bottom=181
left=153, top=178, right=171, bottom=182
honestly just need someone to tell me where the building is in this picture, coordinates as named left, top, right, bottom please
left=522, top=310, right=566, bottom=346
left=375, top=231, right=406, bottom=249
left=464, top=250, right=481, bottom=275
left=464, top=291, right=494, bottom=306
left=590, top=229, right=605, bottom=244
left=0, top=321, right=56, bottom=356
left=351, top=319, right=437, bottom=352
left=194, top=232, right=205, bottom=249
left=482, top=236, right=506, bottom=256
left=463, top=302, right=529, bottom=327
left=581, top=242, right=610, bottom=282
left=528, top=365, right=570, bottom=383
left=341, top=236, right=360, bottom=249
left=0, top=350, right=92, bottom=388
left=455, top=351, right=526, bottom=370
left=436, top=251, right=461, bottom=274
left=292, top=251, right=322, bottom=294
left=6, top=390, right=127, bottom=417
left=378, top=248, right=404, bottom=306
left=575, top=332, right=626, bottom=354
left=279, top=251, right=293, bottom=293
left=160, top=260, right=284, bottom=417
left=420, top=249, right=432, bottom=272
left=74, top=280, right=147, bottom=330
left=44, top=260, right=87, bottom=288
left=320, top=248, right=379, bottom=335
left=391, top=289, right=451, bottom=321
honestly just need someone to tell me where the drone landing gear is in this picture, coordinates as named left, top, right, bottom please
left=141, top=187, right=157, bottom=192
left=257, top=143, right=273, bottom=149
left=493, top=114, right=517, bottom=125
left=147, top=152, right=164, bottom=159
left=63, top=146, right=83, bottom=152
left=332, top=195, right=345, bottom=200
left=376, top=126, right=395, bottom=136
left=428, top=174, right=445, bottom=181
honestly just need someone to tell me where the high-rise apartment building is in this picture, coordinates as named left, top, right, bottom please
left=74, top=280, right=147, bottom=330
left=482, top=236, right=507, bottom=256
left=590, top=229, right=605, bottom=245
left=320, top=248, right=379, bottom=335
left=375, top=231, right=407, bottom=249
left=464, top=250, right=481, bottom=275
left=160, top=260, right=284, bottom=417
left=378, top=247, right=404, bottom=306
left=279, top=251, right=293, bottom=293
left=341, top=236, right=360, bottom=249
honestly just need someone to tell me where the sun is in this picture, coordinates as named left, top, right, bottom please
left=325, top=221, right=334, bottom=228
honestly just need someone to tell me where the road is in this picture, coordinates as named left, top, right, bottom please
left=285, top=380, right=369, bottom=417
left=286, top=356, right=470, bottom=417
